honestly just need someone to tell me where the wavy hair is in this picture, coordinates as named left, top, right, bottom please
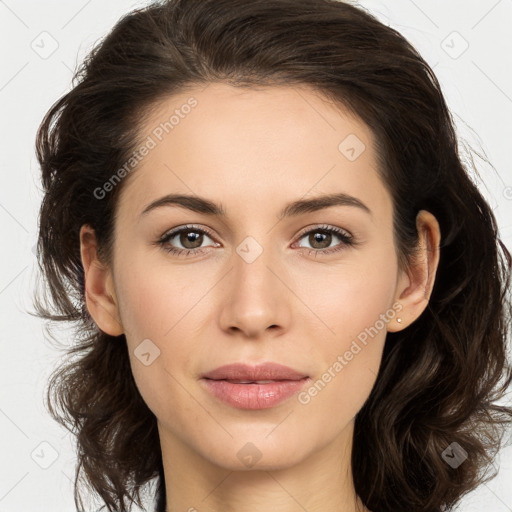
left=32, top=1, right=512, bottom=511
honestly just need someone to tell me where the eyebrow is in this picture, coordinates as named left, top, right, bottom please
left=139, top=192, right=372, bottom=221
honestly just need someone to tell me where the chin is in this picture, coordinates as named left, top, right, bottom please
left=196, top=434, right=312, bottom=472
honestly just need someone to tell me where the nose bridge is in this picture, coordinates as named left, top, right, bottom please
left=233, top=232, right=279, bottom=298
left=219, top=231, right=288, bottom=335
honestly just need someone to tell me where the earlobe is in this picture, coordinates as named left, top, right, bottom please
left=79, top=225, right=124, bottom=336
left=388, top=210, right=441, bottom=332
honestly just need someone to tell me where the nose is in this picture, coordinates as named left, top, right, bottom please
left=217, top=240, right=291, bottom=339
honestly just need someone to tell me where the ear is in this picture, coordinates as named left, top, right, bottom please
left=388, top=210, right=441, bottom=332
left=79, top=224, right=124, bottom=336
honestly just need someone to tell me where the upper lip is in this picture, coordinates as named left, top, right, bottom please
left=201, top=362, right=308, bottom=381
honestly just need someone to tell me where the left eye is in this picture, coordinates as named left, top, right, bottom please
left=157, top=224, right=355, bottom=257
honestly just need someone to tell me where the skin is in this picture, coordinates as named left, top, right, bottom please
left=80, top=82, right=441, bottom=512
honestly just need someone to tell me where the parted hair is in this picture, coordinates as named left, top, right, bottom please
left=33, top=1, right=512, bottom=511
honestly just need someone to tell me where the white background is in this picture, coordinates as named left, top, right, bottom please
left=0, top=0, right=511, bottom=511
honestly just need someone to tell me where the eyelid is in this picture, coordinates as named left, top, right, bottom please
left=158, top=223, right=216, bottom=242
left=295, top=223, right=352, bottom=239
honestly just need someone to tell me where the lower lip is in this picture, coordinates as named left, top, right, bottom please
left=201, top=378, right=310, bottom=410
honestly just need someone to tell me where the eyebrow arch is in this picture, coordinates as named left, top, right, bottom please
left=139, top=192, right=372, bottom=221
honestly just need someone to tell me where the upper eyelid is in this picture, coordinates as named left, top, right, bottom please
left=160, top=224, right=216, bottom=242
left=296, top=224, right=352, bottom=238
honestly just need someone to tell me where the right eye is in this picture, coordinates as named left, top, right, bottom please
left=157, top=224, right=219, bottom=256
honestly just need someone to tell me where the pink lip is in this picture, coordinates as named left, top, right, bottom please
left=200, top=362, right=310, bottom=410
left=201, top=362, right=308, bottom=381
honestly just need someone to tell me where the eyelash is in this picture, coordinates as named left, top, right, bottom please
left=156, top=223, right=356, bottom=258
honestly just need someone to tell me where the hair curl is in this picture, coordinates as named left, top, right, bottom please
left=32, top=1, right=512, bottom=511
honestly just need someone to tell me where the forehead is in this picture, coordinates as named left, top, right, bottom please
left=117, top=82, right=387, bottom=222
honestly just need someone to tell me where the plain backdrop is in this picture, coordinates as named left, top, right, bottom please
left=0, top=0, right=511, bottom=511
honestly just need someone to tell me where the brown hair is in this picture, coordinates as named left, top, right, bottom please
left=33, top=1, right=512, bottom=511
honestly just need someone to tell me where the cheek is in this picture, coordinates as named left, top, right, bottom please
left=112, top=253, right=215, bottom=413
left=295, top=250, right=395, bottom=419
left=298, top=345, right=382, bottom=439
left=114, top=252, right=202, bottom=339
left=298, top=285, right=390, bottom=430
left=298, top=247, right=397, bottom=340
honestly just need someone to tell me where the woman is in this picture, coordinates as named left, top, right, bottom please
left=33, top=1, right=512, bottom=511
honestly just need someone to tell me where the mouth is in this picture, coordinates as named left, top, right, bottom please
left=201, top=362, right=309, bottom=382
left=200, top=375, right=310, bottom=410
left=205, top=379, right=301, bottom=384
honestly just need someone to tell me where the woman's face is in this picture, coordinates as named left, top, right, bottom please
left=96, top=82, right=410, bottom=471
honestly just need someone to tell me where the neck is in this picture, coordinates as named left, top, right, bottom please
left=159, top=420, right=370, bottom=512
